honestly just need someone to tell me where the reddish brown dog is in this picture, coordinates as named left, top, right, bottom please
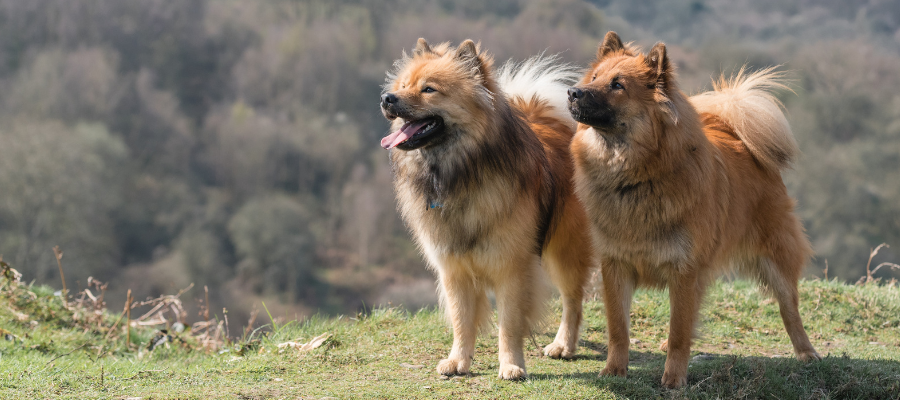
left=568, top=31, right=821, bottom=388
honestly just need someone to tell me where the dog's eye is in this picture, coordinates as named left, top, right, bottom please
left=611, top=81, right=624, bottom=90
left=591, top=75, right=596, bottom=82
left=422, top=86, right=436, bottom=93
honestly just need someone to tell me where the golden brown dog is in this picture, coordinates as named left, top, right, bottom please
left=568, top=31, right=821, bottom=388
left=380, top=39, right=593, bottom=379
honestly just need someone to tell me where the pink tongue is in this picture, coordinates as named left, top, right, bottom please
left=380, top=120, right=431, bottom=149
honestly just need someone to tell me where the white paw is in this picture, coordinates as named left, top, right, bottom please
left=498, top=363, right=527, bottom=380
left=436, top=357, right=470, bottom=376
left=543, top=341, right=575, bottom=359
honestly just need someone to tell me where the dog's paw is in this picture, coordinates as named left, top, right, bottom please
left=598, top=364, right=627, bottom=377
left=498, top=363, right=527, bottom=380
left=796, top=350, right=822, bottom=362
left=661, top=370, right=687, bottom=389
left=436, top=357, right=470, bottom=376
left=659, top=339, right=668, bottom=352
left=543, top=341, right=575, bottom=359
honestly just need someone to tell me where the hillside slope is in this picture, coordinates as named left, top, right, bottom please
left=1, top=269, right=899, bottom=399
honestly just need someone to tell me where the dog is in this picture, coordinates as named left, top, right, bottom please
left=380, top=38, right=594, bottom=379
left=568, top=31, right=821, bottom=388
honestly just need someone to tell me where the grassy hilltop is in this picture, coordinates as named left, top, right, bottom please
left=1, top=266, right=899, bottom=399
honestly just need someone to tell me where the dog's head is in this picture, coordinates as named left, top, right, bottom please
left=568, top=31, right=679, bottom=136
left=380, top=38, right=496, bottom=151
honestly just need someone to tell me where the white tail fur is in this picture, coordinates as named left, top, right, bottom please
left=496, top=54, right=581, bottom=128
left=690, top=67, right=799, bottom=172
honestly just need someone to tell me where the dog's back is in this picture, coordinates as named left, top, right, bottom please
left=690, top=69, right=813, bottom=270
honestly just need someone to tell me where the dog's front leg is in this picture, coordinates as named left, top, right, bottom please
left=436, top=267, right=484, bottom=376
left=599, top=258, right=634, bottom=377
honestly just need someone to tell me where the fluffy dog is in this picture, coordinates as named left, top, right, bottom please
left=380, top=38, right=593, bottom=379
left=568, top=31, right=821, bottom=388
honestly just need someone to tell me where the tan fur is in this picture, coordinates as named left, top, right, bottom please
left=382, top=40, right=593, bottom=379
left=569, top=31, right=820, bottom=388
left=690, top=67, right=800, bottom=172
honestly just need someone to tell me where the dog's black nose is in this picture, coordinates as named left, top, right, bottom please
left=567, top=87, right=584, bottom=102
left=381, top=93, right=398, bottom=107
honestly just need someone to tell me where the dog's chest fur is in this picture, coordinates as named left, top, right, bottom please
left=403, top=170, right=524, bottom=255
left=390, top=135, right=544, bottom=260
left=573, top=127, right=702, bottom=267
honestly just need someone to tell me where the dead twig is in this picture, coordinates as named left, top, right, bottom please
left=529, top=333, right=543, bottom=355
left=277, top=333, right=331, bottom=352
left=861, top=244, right=899, bottom=284
left=203, top=285, right=210, bottom=322
left=870, top=262, right=900, bottom=277
left=104, top=290, right=133, bottom=342
left=243, top=308, right=259, bottom=339
left=129, top=283, right=193, bottom=334
left=691, top=374, right=714, bottom=390
left=224, top=308, right=230, bottom=340
left=46, top=344, right=87, bottom=364
left=52, top=246, right=67, bottom=306
left=126, top=289, right=132, bottom=348
left=126, top=368, right=167, bottom=380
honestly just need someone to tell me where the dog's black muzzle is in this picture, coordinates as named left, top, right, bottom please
left=381, top=93, right=401, bottom=120
left=567, top=86, right=616, bottom=128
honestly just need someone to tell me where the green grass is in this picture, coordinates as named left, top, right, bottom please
left=1, top=273, right=900, bottom=399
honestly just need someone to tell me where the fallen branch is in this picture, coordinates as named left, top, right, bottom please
left=277, top=333, right=331, bottom=352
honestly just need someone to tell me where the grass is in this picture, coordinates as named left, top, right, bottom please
left=1, top=267, right=899, bottom=399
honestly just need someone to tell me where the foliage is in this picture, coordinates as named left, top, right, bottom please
left=0, top=0, right=897, bottom=321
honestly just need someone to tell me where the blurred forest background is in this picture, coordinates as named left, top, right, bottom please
left=1, top=0, right=898, bottom=325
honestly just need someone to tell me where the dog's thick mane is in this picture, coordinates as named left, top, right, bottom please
left=412, top=99, right=537, bottom=207
left=398, top=49, right=578, bottom=201
left=389, top=46, right=578, bottom=253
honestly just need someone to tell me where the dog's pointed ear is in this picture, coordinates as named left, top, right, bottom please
left=413, top=38, right=433, bottom=56
left=455, top=39, right=486, bottom=77
left=455, top=40, right=479, bottom=63
left=646, top=42, right=678, bottom=123
left=597, top=31, right=624, bottom=61
left=646, top=42, right=672, bottom=91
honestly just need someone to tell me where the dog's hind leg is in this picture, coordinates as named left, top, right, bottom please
left=757, top=230, right=821, bottom=362
left=542, top=217, right=593, bottom=359
left=436, top=264, right=490, bottom=376
left=542, top=263, right=587, bottom=360
left=495, top=255, right=546, bottom=380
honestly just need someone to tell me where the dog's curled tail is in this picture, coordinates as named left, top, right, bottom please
left=691, top=67, right=799, bottom=172
left=496, top=54, right=581, bottom=128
